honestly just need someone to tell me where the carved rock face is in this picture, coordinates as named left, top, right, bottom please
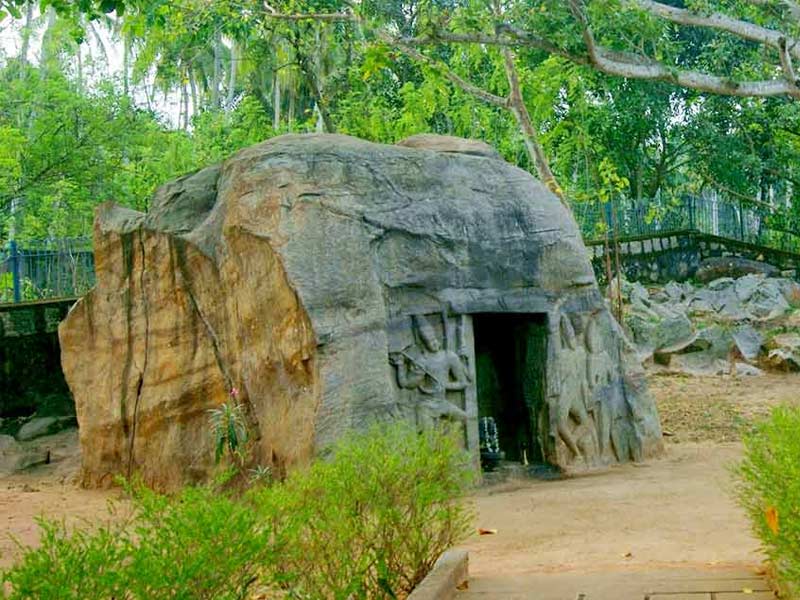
left=59, top=133, right=662, bottom=489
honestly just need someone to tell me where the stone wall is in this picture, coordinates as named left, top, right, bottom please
left=0, top=299, right=76, bottom=419
left=589, top=231, right=800, bottom=284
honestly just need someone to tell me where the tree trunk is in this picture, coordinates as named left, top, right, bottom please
left=295, top=34, right=336, bottom=133
left=40, top=7, right=57, bottom=74
left=189, top=70, right=198, bottom=117
left=288, top=86, right=295, bottom=130
left=181, top=82, right=189, bottom=130
left=211, top=35, right=222, bottom=109
left=301, top=60, right=335, bottom=133
left=122, top=31, right=130, bottom=96
left=76, top=43, right=83, bottom=93
left=225, top=40, right=238, bottom=110
left=501, top=49, right=565, bottom=203
left=273, top=73, right=281, bottom=130
left=18, top=2, right=34, bottom=73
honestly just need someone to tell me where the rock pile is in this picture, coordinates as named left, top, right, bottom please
left=614, top=273, right=800, bottom=375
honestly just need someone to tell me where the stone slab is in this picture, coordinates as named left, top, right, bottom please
left=457, top=567, right=771, bottom=600
left=408, top=549, right=469, bottom=600
left=715, top=594, right=774, bottom=600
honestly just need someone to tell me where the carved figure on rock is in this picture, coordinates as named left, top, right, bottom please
left=390, top=315, right=469, bottom=429
left=552, top=313, right=600, bottom=465
left=584, top=313, right=616, bottom=461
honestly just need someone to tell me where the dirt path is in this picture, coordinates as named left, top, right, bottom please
left=1, top=373, right=793, bottom=597
left=463, top=443, right=758, bottom=578
left=458, top=372, right=797, bottom=599
left=0, top=431, right=121, bottom=570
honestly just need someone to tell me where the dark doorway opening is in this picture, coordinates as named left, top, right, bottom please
left=473, top=313, right=548, bottom=466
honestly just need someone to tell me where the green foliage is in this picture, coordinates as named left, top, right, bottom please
left=0, top=273, right=51, bottom=303
left=1, top=485, right=268, bottom=599
left=1, top=424, right=474, bottom=599
left=252, top=423, right=475, bottom=598
left=736, top=405, right=800, bottom=589
left=208, top=398, right=249, bottom=464
left=6, top=0, right=800, bottom=243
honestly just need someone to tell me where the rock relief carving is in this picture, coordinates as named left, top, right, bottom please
left=389, top=314, right=470, bottom=430
left=555, top=314, right=608, bottom=464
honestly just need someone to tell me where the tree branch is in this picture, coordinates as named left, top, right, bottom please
left=633, top=0, right=800, bottom=59
left=778, top=36, right=800, bottom=94
left=377, top=31, right=508, bottom=108
left=568, top=0, right=800, bottom=99
left=746, top=0, right=800, bottom=23
left=399, top=26, right=587, bottom=65
left=501, top=48, right=565, bottom=201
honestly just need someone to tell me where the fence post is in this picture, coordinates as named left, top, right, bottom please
left=10, top=240, right=21, bottom=303
left=739, top=200, right=746, bottom=242
left=688, top=196, right=696, bottom=231
left=604, top=201, right=613, bottom=232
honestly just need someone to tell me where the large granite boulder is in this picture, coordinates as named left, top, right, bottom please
left=60, top=134, right=663, bottom=489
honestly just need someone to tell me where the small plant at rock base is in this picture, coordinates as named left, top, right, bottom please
left=208, top=388, right=249, bottom=465
left=248, top=465, right=272, bottom=486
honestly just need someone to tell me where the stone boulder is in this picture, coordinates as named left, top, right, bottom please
left=60, top=134, right=663, bottom=489
left=766, top=332, right=800, bottom=371
left=696, top=257, right=780, bottom=283
left=732, top=325, right=763, bottom=361
left=16, top=416, right=77, bottom=442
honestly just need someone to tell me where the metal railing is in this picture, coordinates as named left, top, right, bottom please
left=574, top=194, right=800, bottom=253
left=1, top=195, right=799, bottom=305
left=0, top=238, right=95, bottom=304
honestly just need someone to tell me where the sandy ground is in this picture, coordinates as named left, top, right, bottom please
left=652, top=372, right=800, bottom=443
left=463, top=442, right=759, bottom=576
left=1, top=372, right=796, bottom=591
left=457, top=372, right=799, bottom=598
left=0, top=430, right=123, bottom=569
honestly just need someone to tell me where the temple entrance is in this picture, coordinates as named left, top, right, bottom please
left=473, top=313, right=548, bottom=466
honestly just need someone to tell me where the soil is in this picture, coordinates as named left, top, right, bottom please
left=457, top=372, right=794, bottom=598
left=1, top=373, right=794, bottom=589
left=463, top=442, right=758, bottom=577
left=0, top=430, right=125, bottom=570
left=652, top=371, right=800, bottom=443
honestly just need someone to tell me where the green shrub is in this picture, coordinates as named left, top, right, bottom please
left=736, top=405, right=800, bottom=589
left=252, top=423, right=475, bottom=599
left=2, top=424, right=474, bottom=599
left=1, top=485, right=269, bottom=600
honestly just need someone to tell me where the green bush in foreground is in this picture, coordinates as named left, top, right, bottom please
left=257, top=424, right=475, bottom=598
left=737, top=405, right=800, bottom=589
left=1, top=485, right=268, bottom=600
left=1, top=424, right=474, bottom=599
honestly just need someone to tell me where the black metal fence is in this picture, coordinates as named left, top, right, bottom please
left=574, top=194, right=800, bottom=253
left=1, top=195, right=799, bottom=305
left=0, top=238, right=95, bottom=304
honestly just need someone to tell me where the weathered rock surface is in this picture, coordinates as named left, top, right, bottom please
left=60, top=134, right=663, bottom=489
left=696, top=256, right=780, bottom=283
left=615, top=272, right=800, bottom=375
left=16, top=416, right=77, bottom=442
left=766, top=332, right=800, bottom=371
left=0, top=434, right=21, bottom=474
left=395, top=134, right=504, bottom=160
left=0, top=433, right=52, bottom=474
